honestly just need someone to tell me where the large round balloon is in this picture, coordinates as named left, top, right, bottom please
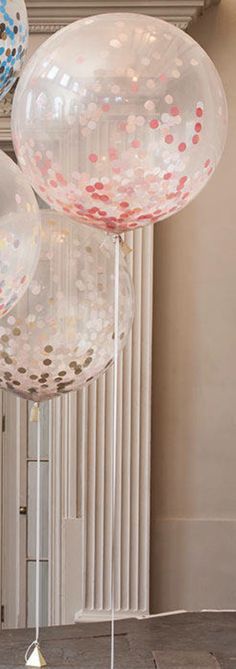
left=0, top=210, right=134, bottom=402
left=0, top=0, right=28, bottom=101
left=0, top=150, right=41, bottom=318
left=11, top=13, right=227, bottom=233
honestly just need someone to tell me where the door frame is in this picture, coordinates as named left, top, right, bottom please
left=1, top=395, right=27, bottom=629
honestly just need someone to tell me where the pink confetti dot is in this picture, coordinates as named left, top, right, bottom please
left=102, top=103, right=110, bottom=112
left=89, top=153, right=98, bottom=163
left=192, top=134, right=200, bottom=144
left=56, top=172, right=67, bottom=185
left=165, top=134, right=174, bottom=144
left=49, top=180, right=58, bottom=188
left=178, top=142, right=187, bottom=152
left=131, top=139, right=140, bottom=148
left=120, top=201, right=129, bottom=208
left=109, top=148, right=118, bottom=161
left=86, top=185, right=95, bottom=193
left=195, top=122, right=202, bottom=133
left=205, top=159, right=210, bottom=168
left=88, top=207, right=99, bottom=214
left=171, top=106, right=179, bottom=116
left=179, top=176, right=188, bottom=184
left=95, top=182, right=104, bottom=190
left=163, top=172, right=172, bottom=180
left=196, top=107, right=203, bottom=117
left=131, top=82, right=139, bottom=93
left=150, top=119, right=159, bottom=129
left=44, top=159, right=51, bottom=170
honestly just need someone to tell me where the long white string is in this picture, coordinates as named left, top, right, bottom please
left=35, top=404, right=41, bottom=643
left=111, top=235, right=120, bottom=669
left=25, top=403, right=41, bottom=663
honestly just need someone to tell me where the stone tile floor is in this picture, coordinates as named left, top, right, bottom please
left=0, top=613, right=236, bottom=668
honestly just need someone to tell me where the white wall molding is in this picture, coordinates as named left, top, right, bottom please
left=26, top=1, right=219, bottom=32
left=0, top=0, right=220, bottom=132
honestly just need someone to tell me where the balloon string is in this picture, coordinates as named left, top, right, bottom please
left=25, top=403, right=41, bottom=662
left=35, top=403, right=41, bottom=644
left=111, top=235, right=120, bottom=669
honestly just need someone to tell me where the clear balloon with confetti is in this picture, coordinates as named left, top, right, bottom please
left=0, top=0, right=28, bottom=101
left=0, top=210, right=134, bottom=401
left=0, top=150, right=41, bottom=318
left=12, top=12, right=227, bottom=233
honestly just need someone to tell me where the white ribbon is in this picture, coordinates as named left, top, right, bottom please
left=111, top=235, right=120, bottom=669
left=25, top=403, right=41, bottom=663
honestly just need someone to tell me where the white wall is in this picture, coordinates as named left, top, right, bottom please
left=151, top=0, right=236, bottom=613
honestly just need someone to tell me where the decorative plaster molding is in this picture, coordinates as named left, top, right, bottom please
left=0, top=0, right=220, bottom=136
left=26, top=1, right=218, bottom=33
left=29, top=19, right=191, bottom=33
left=29, top=23, right=65, bottom=33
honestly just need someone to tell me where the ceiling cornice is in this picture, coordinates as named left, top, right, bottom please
left=0, top=0, right=220, bottom=142
left=26, top=1, right=219, bottom=33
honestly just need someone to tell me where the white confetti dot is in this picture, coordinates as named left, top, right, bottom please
left=136, top=115, right=145, bottom=127
left=190, top=58, right=199, bottom=66
left=147, top=79, right=155, bottom=89
left=30, top=281, right=41, bottom=296
left=172, top=70, right=180, bottom=79
left=110, top=39, right=121, bottom=48
left=141, top=57, right=150, bottom=66
left=26, top=314, right=36, bottom=324
left=161, top=113, right=170, bottom=123
left=165, top=94, right=173, bottom=104
left=144, top=100, right=155, bottom=111
left=88, top=121, right=96, bottom=130
left=7, top=316, right=16, bottom=325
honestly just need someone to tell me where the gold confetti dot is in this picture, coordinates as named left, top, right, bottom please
left=44, top=345, right=53, bottom=353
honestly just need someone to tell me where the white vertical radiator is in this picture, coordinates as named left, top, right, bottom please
left=71, top=225, right=154, bottom=621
